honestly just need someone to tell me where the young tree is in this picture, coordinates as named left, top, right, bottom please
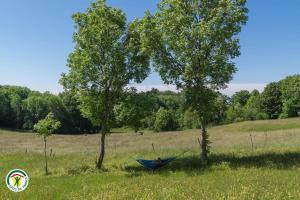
left=34, top=112, right=61, bottom=175
left=140, top=0, right=247, bottom=161
left=60, top=0, right=150, bottom=169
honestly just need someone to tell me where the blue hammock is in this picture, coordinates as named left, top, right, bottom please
left=135, top=157, right=177, bottom=170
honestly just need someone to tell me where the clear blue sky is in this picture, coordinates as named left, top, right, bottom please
left=1, top=0, right=300, bottom=94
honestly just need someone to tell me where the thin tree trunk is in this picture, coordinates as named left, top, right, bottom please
left=200, top=119, right=209, bottom=161
left=44, top=135, right=48, bottom=175
left=96, top=87, right=110, bottom=169
left=96, top=132, right=106, bottom=169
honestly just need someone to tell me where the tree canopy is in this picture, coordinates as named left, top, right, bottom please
left=60, top=0, right=150, bottom=169
left=139, top=0, right=248, bottom=160
left=34, top=112, right=61, bottom=137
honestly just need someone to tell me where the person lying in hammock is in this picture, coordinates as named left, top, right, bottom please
left=155, top=157, right=162, bottom=166
left=135, top=155, right=179, bottom=169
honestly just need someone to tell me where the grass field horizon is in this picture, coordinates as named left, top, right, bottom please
left=1, top=117, right=300, bottom=199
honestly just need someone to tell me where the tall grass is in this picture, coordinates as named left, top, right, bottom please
left=0, top=118, right=300, bottom=199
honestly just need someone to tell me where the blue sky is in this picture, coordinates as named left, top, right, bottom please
left=0, top=0, right=300, bottom=95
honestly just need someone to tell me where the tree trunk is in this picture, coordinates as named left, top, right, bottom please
left=200, top=119, right=209, bottom=161
left=44, top=135, right=48, bottom=175
left=96, top=132, right=106, bottom=169
left=96, top=87, right=110, bottom=169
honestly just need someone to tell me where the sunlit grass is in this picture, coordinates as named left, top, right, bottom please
left=0, top=118, right=300, bottom=199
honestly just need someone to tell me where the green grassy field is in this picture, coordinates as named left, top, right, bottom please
left=1, top=118, right=300, bottom=199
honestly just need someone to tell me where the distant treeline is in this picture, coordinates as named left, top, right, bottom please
left=226, top=74, right=300, bottom=122
left=0, top=74, right=299, bottom=134
left=0, top=86, right=96, bottom=134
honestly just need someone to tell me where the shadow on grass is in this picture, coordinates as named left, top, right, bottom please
left=67, top=165, right=109, bottom=176
left=124, top=152, right=300, bottom=175
left=0, top=127, right=33, bottom=133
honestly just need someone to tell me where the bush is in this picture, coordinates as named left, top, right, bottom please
left=225, top=104, right=245, bottom=123
left=153, top=108, right=178, bottom=132
left=255, top=112, right=268, bottom=120
left=279, top=113, right=289, bottom=119
left=179, top=109, right=201, bottom=129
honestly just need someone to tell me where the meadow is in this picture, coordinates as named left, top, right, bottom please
left=1, top=117, right=300, bottom=200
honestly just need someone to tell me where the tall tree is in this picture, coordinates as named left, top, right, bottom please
left=0, top=90, right=12, bottom=127
left=61, top=0, right=150, bottom=169
left=261, top=82, right=282, bottom=119
left=231, top=90, right=251, bottom=106
left=278, top=75, right=300, bottom=118
left=10, top=94, right=23, bottom=128
left=59, top=91, right=96, bottom=134
left=141, top=0, right=247, bottom=161
left=243, top=90, right=267, bottom=120
left=22, top=93, right=50, bottom=129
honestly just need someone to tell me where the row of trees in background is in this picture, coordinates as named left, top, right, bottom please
left=115, top=88, right=227, bottom=133
left=0, top=85, right=96, bottom=133
left=1, top=74, right=300, bottom=134
left=226, top=75, right=300, bottom=123
left=3, top=74, right=299, bottom=135
left=0, top=85, right=225, bottom=133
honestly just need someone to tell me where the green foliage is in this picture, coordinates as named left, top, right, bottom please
left=226, top=75, right=300, bottom=122
left=10, top=94, right=23, bottom=128
left=243, top=90, right=264, bottom=120
left=154, top=108, right=178, bottom=132
left=61, top=0, right=150, bottom=130
left=255, top=112, right=269, bottom=120
left=0, top=86, right=30, bottom=128
left=0, top=90, right=12, bottom=126
left=59, top=92, right=97, bottom=133
left=60, top=0, right=150, bottom=168
left=179, top=109, right=201, bottom=129
left=34, top=112, right=61, bottom=137
left=261, top=82, right=282, bottom=119
left=140, top=0, right=247, bottom=160
left=141, top=0, right=248, bottom=90
left=3, top=72, right=300, bottom=133
left=208, top=94, right=229, bottom=125
left=23, top=93, right=50, bottom=128
left=225, top=103, right=245, bottom=123
left=231, top=90, right=251, bottom=106
left=114, top=89, right=155, bottom=132
left=34, top=112, right=61, bottom=175
left=279, top=75, right=300, bottom=118
left=157, top=92, right=183, bottom=110
left=227, top=90, right=268, bottom=122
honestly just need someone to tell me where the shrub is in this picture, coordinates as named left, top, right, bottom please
left=153, top=108, right=178, bottom=132
left=255, top=112, right=268, bottom=120
left=180, top=109, right=201, bottom=129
